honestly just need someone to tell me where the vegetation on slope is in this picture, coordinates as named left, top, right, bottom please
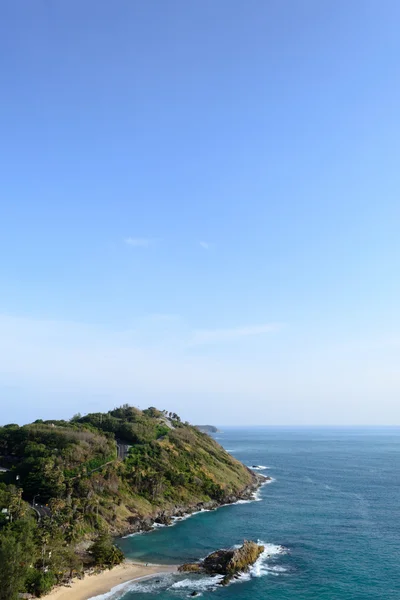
left=0, top=406, right=255, bottom=598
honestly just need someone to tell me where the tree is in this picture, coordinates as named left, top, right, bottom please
left=0, top=521, right=38, bottom=600
left=25, top=569, right=56, bottom=597
left=89, top=532, right=124, bottom=567
left=61, top=546, right=83, bottom=579
left=8, top=487, right=27, bottom=521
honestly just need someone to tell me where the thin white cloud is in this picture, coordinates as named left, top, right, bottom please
left=1, top=314, right=400, bottom=425
left=0, top=315, right=280, bottom=399
left=124, top=237, right=154, bottom=247
left=200, top=241, right=211, bottom=250
left=190, top=323, right=283, bottom=346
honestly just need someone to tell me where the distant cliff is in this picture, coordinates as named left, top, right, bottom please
left=195, top=425, right=220, bottom=434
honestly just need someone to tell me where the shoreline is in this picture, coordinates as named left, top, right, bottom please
left=121, top=472, right=269, bottom=538
left=45, top=472, right=269, bottom=600
left=45, top=561, right=177, bottom=600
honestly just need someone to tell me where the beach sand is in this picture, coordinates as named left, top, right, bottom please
left=45, top=561, right=177, bottom=600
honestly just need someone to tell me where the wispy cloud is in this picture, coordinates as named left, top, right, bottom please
left=0, top=315, right=282, bottom=401
left=124, top=237, right=154, bottom=247
left=200, top=241, right=211, bottom=250
left=190, top=323, right=283, bottom=346
left=1, top=314, right=399, bottom=425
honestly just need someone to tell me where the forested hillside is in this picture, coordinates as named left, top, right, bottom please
left=0, top=406, right=256, bottom=598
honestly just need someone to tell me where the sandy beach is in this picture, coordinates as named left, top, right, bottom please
left=45, top=561, right=177, bottom=600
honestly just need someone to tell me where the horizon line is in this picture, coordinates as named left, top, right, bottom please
left=213, top=424, right=400, bottom=428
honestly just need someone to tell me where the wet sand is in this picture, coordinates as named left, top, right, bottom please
left=45, top=561, right=177, bottom=600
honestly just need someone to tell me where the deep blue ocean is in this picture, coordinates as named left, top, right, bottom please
left=98, top=428, right=400, bottom=599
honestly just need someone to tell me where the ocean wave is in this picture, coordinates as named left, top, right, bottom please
left=88, top=580, right=133, bottom=600
left=91, top=574, right=177, bottom=599
left=250, top=465, right=270, bottom=471
left=87, top=574, right=171, bottom=600
left=256, top=475, right=275, bottom=492
left=111, top=573, right=224, bottom=597
left=233, top=541, right=287, bottom=583
left=236, top=476, right=275, bottom=504
left=171, top=574, right=224, bottom=591
left=250, top=541, right=287, bottom=576
left=153, top=510, right=211, bottom=528
left=171, top=508, right=212, bottom=523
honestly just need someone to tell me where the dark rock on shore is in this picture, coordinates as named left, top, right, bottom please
left=154, top=513, right=173, bottom=526
left=179, top=540, right=265, bottom=585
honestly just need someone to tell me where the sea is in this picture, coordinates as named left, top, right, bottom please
left=95, top=427, right=400, bottom=600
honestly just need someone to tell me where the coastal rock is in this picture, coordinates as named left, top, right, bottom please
left=180, top=563, right=202, bottom=573
left=179, top=540, right=264, bottom=585
left=154, top=513, right=173, bottom=526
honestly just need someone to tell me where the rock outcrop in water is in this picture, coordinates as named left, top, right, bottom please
left=179, top=540, right=265, bottom=585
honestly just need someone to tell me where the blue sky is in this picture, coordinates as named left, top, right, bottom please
left=1, top=1, right=400, bottom=425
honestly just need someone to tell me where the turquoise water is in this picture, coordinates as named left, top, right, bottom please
left=106, top=428, right=400, bottom=599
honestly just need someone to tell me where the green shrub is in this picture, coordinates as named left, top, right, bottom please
left=89, top=533, right=124, bottom=567
left=25, top=569, right=56, bottom=597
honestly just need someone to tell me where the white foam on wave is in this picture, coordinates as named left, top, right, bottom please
left=94, top=573, right=178, bottom=598
left=250, top=465, right=270, bottom=471
left=237, top=541, right=287, bottom=582
left=87, top=573, right=173, bottom=600
left=252, top=476, right=275, bottom=501
left=266, top=565, right=287, bottom=573
left=223, top=476, right=275, bottom=506
left=176, top=477, right=275, bottom=514
left=122, top=507, right=215, bottom=538
left=88, top=580, right=133, bottom=600
left=171, top=574, right=224, bottom=591
left=251, top=541, right=287, bottom=574
left=121, top=530, right=142, bottom=539
left=171, top=507, right=213, bottom=525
